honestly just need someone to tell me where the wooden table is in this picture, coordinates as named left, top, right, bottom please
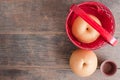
left=0, top=0, right=119, bottom=80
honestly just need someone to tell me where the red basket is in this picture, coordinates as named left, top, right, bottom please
left=66, top=1, right=115, bottom=50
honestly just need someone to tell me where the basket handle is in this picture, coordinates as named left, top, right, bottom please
left=70, top=4, right=118, bottom=46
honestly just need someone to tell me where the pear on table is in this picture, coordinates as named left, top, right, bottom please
left=69, top=49, right=98, bottom=77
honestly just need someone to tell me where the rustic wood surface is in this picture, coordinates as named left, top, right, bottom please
left=0, top=0, right=120, bottom=80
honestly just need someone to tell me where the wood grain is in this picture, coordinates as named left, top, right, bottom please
left=0, top=34, right=76, bottom=67
left=0, top=68, right=119, bottom=80
left=0, top=0, right=68, bottom=32
left=0, top=0, right=120, bottom=80
left=0, top=33, right=119, bottom=68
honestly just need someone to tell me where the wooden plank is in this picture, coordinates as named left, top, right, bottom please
left=0, top=0, right=119, bottom=33
left=0, top=68, right=119, bottom=80
left=0, top=0, right=119, bottom=79
left=0, top=34, right=76, bottom=67
left=0, top=33, right=119, bottom=68
left=0, top=0, right=69, bottom=32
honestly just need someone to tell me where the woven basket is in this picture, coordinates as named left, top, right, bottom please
left=66, top=1, right=115, bottom=50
